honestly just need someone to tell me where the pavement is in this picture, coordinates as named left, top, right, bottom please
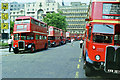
left=0, top=48, right=14, bottom=56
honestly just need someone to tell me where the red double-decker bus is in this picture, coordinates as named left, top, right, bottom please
left=13, top=16, right=48, bottom=53
left=82, top=0, right=120, bottom=76
left=60, top=29, right=66, bottom=44
left=48, top=26, right=61, bottom=47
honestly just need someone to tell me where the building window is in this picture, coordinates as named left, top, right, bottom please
left=47, top=8, right=49, bottom=10
left=52, top=8, right=54, bottom=10
left=13, top=16, right=15, bottom=19
left=28, top=9, right=29, bottom=11
left=53, top=3, right=54, bottom=5
left=32, top=9, right=34, bottom=11
left=47, top=4, right=49, bottom=6
left=11, top=5, right=13, bottom=7
left=15, top=5, right=16, bottom=7
left=27, top=5, right=30, bottom=7
left=40, top=3, right=42, bottom=7
left=13, top=12, right=15, bottom=14
left=17, top=12, right=19, bottom=14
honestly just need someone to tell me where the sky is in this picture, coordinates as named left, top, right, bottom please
left=1, top=0, right=90, bottom=5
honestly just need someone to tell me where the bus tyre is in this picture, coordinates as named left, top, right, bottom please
left=30, top=46, right=35, bottom=53
left=45, top=43, right=48, bottom=50
left=85, top=65, right=93, bottom=77
left=59, top=42, right=61, bottom=46
left=14, top=49, right=19, bottom=54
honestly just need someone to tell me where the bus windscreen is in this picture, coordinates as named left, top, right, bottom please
left=15, top=19, right=30, bottom=24
left=93, top=24, right=114, bottom=34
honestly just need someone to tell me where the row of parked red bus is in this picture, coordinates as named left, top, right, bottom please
left=48, top=26, right=66, bottom=47
left=12, top=16, right=82, bottom=54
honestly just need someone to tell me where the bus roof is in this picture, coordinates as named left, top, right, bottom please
left=92, top=0, right=120, bottom=2
left=16, top=16, right=47, bottom=25
left=49, top=26, right=60, bottom=30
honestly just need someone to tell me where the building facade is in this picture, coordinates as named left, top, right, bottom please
left=10, top=0, right=59, bottom=21
left=59, top=2, right=88, bottom=35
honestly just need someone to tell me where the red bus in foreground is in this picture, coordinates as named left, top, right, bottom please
left=48, top=26, right=61, bottom=47
left=13, top=16, right=48, bottom=53
left=82, top=1, right=120, bottom=76
left=60, top=29, right=66, bottom=44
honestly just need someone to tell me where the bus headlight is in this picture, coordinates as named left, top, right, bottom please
left=93, top=46, right=96, bottom=50
left=52, top=42, right=55, bottom=44
left=95, top=55, right=100, bottom=60
left=15, top=45, right=17, bottom=47
left=28, top=45, right=32, bottom=48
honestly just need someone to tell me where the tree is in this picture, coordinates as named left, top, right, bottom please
left=10, top=20, right=14, bottom=34
left=43, top=12, right=67, bottom=31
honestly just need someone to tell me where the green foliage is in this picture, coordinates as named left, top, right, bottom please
left=43, top=12, right=67, bottom=31
left=0, top=42, right=8, bottom=46
left=10, top=20, right=14, bottom=34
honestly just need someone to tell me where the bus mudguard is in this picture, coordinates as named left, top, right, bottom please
left=86, top=50, right=94, bottom=64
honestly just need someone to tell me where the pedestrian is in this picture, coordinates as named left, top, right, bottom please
left=71, top=38, right=74, bottom=46
left=80, top=39, right=83, bottom=48
left=8, top=37, right=13, bottom=52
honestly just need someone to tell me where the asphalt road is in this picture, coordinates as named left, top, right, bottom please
left=2, top=41, right=120, bottom=79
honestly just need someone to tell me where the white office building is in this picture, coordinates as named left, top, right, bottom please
left=10, top=0, right=59, bottom=21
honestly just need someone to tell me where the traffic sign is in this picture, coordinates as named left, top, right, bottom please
left=1, top=23, right=8, bottom=29
left=1, top=13, right=8, bottom=20
left=1, top=3, right=8, bottom=9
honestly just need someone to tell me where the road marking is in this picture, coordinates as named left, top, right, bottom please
left=79, top=59, right=81, bottom=62
left=79, top=56, right=81, bottom=59
left=77, top=64, right=80, bottom=69
left=75, top=71, right=79, bottom=78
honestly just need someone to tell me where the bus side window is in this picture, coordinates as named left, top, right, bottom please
left=88, top=27, right=92, bottom=40
left=35, top=20, right=39, bottom=25
left=36, top=35, right=39, bottom=40
left=41, top=23, right=43, bottom=27
left=39, top=35, right=42, bottom=40
left=39, top=22, right=41, bottom=26
left=43, top=36, right=45, bottom=40
left=45, top=36, right=47, bottom=40
left=31, top=19, right=34, bottom=24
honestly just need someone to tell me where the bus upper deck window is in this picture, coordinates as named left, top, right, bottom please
left=15, top=19, right=30, bottom=24
left=22, top=19, right=30, bottom=24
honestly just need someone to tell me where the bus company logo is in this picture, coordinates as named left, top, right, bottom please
left=96, top=48, right=104, bottom=52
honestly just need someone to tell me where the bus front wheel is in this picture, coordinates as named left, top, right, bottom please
left=44, top=43, right=48, bottom=50
left=14, top=49, right=19, bottom=54
left=85, top=64, right=93, bottom=77
left=30, top=46, right=35, bottom=53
